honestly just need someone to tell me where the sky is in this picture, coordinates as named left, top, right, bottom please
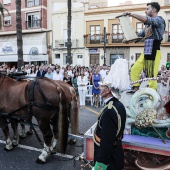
left=108, top=0, right=150, bottom=6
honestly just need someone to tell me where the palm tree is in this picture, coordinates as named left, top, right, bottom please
left=0, top=3, right=9, bottom=29
left=16, top=0, right=23, bottom=71
left=67, top=0, right=72, bottom=64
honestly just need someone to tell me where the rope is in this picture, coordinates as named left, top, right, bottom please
left=130, top=76, right=169, bottom=85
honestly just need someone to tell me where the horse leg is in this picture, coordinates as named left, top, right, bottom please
left=69, top=91, right=79, bottom=144
left=19, top=123, right=27, bottom=139
left=50, top=113, right=59, bottom=154
left=0, top=117, right=13, bottom=151
left=11, top=119, right=19, bottom=147
left=36, top=120, right=53, bottom=164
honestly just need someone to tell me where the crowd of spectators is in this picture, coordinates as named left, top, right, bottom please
left=0, top=63, right=111, bottom=109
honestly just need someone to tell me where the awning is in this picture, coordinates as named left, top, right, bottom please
left=0, top=33, right=48, bottom=62
left=0, top=54, right=48, bottom=62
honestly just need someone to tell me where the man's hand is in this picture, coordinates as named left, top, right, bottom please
left=123, top=11, right=131, bottom=16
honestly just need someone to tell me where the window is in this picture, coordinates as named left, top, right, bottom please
left=90, top=25, right=100, bottom=44
left=3, top=0, right=11, bottom=4
left=136, top=22, right=144, bottom=34
left=112, top=24, right=123, bottom=43
left=3, top=16, right=11, bottom=26
left=55, top=54, right=60, bottom=65
left=110, top=54, right=124, bottom=65
left=167, top=53, right=170, bottom=62
left=26, top=12, right=41, bottom=29
left=168, top=20, right=170, bottom=42
left=63, top=53, right=73, bottom=65
left=77, top=55, right=83, bottom=58
left=136, top=53, right=141, bottom=61
left=26, top=0, right=40, bottom=7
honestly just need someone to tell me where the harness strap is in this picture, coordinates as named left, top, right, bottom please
left=29, top=119, right=44, bottom=147
left=35, top=79, right=51, bottom=105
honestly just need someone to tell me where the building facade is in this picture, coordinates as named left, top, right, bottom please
left=0, top=0, right=48, bottom=68
left=83, top=0, right=170, bottom=68
left=51, top=1, right=86, bottom=66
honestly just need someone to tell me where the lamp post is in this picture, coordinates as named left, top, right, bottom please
left=103, top=27, right=106, bottom=65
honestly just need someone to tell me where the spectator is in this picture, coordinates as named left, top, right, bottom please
left=35, top=65, right=39, bottom=74
left=25, top=64, right=31, bottom=75
left=77, top=70, right=88, bottom=109
left=67, top=65, right=74, bottom=78
left=72, top=72, right=79, bottom=97
left=53, top=68, right=63, bottom=80
left=63, top=71, right=72, bottom=86
left=45, top=67, right=53, bottom=79
left=92, top=67, right=102, bottom=108
left=36, top=65, right=46, bottom=77
left=100, top=64, right=107, bottom=81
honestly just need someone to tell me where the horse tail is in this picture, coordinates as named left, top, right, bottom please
left=70, top=86, right=79, bottom=135
left=57, top=86, right=69, bottom=153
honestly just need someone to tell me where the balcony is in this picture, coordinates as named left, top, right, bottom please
left=26, top=1, right=40, bottom=7
left=84, top=34, right=125, bottom=45
left=55, top=39, right=79, bottom=49
left=26, top=20, right=41, bottom=29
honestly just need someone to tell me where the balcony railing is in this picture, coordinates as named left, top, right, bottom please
left=26, top=20, right=41, bottom=29
left=84, top=34, right=125, bottom=44
left=55, top=39, right=79, bottom=48
left=84, top=32, right=170, bottom=44
left=26, top=0, right=40, bottom=7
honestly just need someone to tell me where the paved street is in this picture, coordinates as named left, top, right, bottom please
left=0, top=103, right=100, bottom=170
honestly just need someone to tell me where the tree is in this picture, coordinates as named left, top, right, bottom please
left=16, top=0, right=23, bottom=71
left=0, top=3, right=9, bottom=29
left=67, top=0, right=72, bottom=65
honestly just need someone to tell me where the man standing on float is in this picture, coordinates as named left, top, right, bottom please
left=123, top=2, right=165, bottom=92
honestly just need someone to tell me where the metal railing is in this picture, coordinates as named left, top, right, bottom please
left=55, top=39, right=79, bottom=48
left=84, top=35, right=124, bottom=44
left=26, top=19, right=41, bottom=29
left=26, top=0, right=40, bottom=7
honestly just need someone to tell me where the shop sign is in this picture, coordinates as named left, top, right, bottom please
left=2, top=42, right=15, bottom=54
left=89, top=48, right=99, bottom=53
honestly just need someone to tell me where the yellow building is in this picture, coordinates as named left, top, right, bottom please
left=51, top=0, right=170, bottom=68
left=84, top=0, right=170, bottom=68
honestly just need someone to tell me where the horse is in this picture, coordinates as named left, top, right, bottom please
left=54, top=80, right=79, bottom=138
left=19, top=80, right=79, bottom=146
left=0, top=74, right=69, bottom=163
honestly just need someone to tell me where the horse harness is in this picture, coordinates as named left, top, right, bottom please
left=0, top=77, right=59, bottom=146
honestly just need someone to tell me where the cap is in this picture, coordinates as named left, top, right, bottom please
left=98, top=81, right=111, bottom=88
left=98, top=81, right=120, bottom=99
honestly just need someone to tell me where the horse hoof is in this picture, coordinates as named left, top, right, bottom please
left=4, top=147, right=13, bottom=152
left=51, top=149, right=57, bottom=154
left=68, top=139, right=76, bottom=145
left=36, top=158, right=46, bottom=164
left=26, top=131, right=33, bottom=135
left=12, top=143, right=18, bottom=148
left=19, top=134, right=26, bottom=139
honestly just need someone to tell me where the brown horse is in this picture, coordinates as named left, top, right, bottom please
left=0, top=74, right=68, bottom=163
left=20, top=80, right=79, bottom=146
left=54, top=80, right=79, bottom=142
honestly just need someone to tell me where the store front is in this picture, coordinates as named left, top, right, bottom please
left=0, top=33, right=48, bottom=68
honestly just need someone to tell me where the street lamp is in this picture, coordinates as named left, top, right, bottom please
left=101, top=27, right=107, bottom=65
